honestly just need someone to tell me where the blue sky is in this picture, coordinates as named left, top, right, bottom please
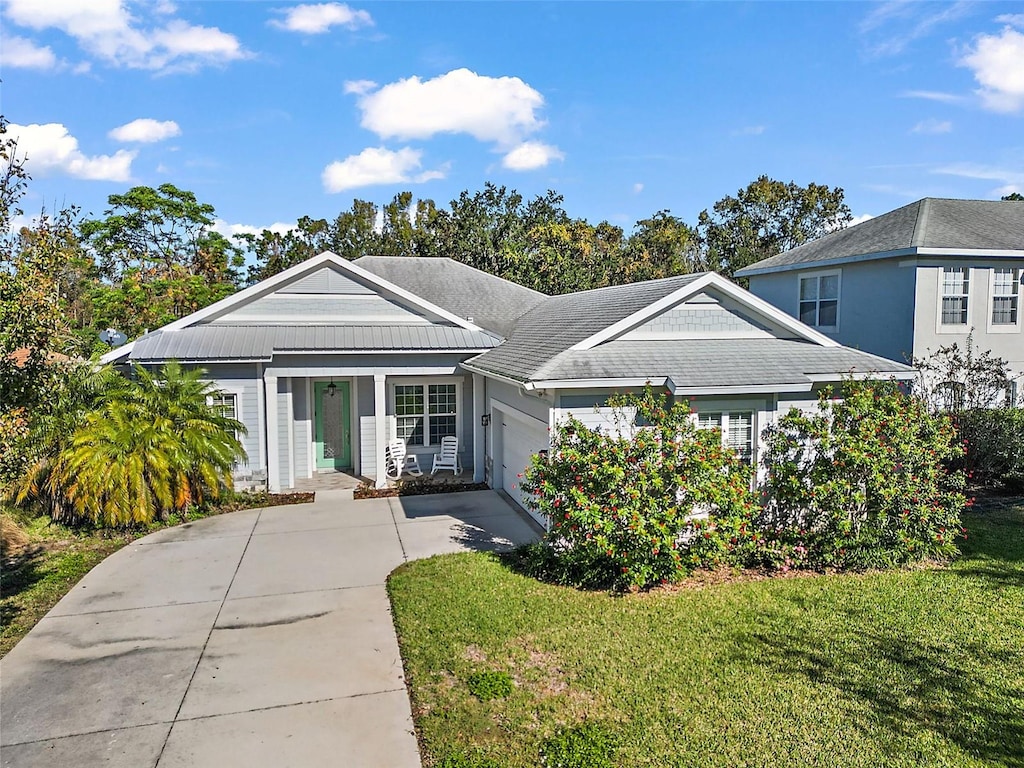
left=3, top=1, right=1023, bottom=241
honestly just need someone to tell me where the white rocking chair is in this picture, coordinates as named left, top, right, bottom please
left=431, top=436, right=462, bottom=476
left=385, top=439, right=423, bottom=481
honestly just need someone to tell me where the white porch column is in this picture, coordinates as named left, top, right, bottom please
left=472, top=373, right=485, bottom=483
left=264, top=371, right=280, bottom=492
left=374, top=374, right=387, bottom=489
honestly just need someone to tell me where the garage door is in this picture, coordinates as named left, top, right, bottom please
left=500, top=414, right=549, bottom=527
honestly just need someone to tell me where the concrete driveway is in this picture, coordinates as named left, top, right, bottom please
left=0, top=490, right=539, bottom=767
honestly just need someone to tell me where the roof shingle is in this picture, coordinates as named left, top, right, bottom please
left=354, top=256, right=547, bottom=337
left=737, top=198, right=1024, bottom=275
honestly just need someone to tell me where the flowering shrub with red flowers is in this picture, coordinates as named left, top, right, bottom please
left=759, top=379, right=967, bottom=570
left=518, top=388, right=758, bottom=590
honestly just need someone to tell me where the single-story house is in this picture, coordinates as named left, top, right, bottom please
left=102, top=252, right=912, bottom=527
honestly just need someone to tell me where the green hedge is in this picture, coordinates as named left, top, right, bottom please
left=953, top=408, right=1024, bottom=492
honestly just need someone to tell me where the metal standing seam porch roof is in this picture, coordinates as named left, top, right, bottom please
left=126, top=324, right=502, bottom=362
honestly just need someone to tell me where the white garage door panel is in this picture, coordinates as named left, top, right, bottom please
left=501, top=416, right=549, bottom=527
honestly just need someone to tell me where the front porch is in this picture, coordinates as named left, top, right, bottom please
left=284, top=468, right=485, bottom=494
left=263, top=362, right=487, bottom=492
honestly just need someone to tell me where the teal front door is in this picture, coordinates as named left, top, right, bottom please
left=314, top=381, right=352, bottom=470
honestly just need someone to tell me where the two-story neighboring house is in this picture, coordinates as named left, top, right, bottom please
left=736, top=198, right=1024, bottom=405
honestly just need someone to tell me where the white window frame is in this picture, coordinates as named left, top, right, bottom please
left=389, top=377, right=463, bottom=449
left=695, top=410, right=756, bottom=465
left=688, top=398, right=769, bottom=478
left=797, top=269, right=841, bottom=332
left=207, top=387, right=245, bottom=467
left=937, top=266, right=971, bottom=332
left=207, top=386, right=244, bottom=431
left=988, top=266, right=1022, bottom=334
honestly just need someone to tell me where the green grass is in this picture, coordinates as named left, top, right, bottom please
left=387, top=502, right=1024, bottom=768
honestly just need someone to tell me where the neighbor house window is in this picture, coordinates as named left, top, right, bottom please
left=697, top=410, right=754, bottom=464
left=394, top=383, right=458, bottom=446
left=799, top=272, right=840, bottom=329
left=941, top=267, right=970, bottom=325
left=992, top=268, right=1020, bottom=325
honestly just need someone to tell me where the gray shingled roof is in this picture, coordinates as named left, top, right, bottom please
left=128, top=324, right=500, bottom=362
left=737, top=198, right=1024, bottom=276
left=532, top=338, right=912, bottom=389
left=354, top=256, right=547, bottom=337
left=465, top=273, right=708, bottom=381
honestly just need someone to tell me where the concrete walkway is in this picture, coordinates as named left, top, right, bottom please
left=0, top=490, right=539, bottom=767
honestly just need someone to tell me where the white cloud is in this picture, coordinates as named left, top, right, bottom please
left=732, top=125, right=766, bottom=136
left=501, top=141, right=564, bottom=171
left=1, top=0, right=247, bottom=72
left=860, top=1, right=972, bottom=57
left=849, top=213, right=875, bottom=226
left=900, top=89, right=964, bottom=104
left=959, top=26, right=1024, bottom=113
left=212, top=218, right=296, bottom=238
left=7, top=122, right=135, bottom=181
left=321, top=146, right=445, bottom=193
left=996, top=14, right=1024, bottom=28
left=354, top=68, right=546, bottom=147
left=343, top=79, right=377, bottom=95
left=933, top=162, right=1024, bottom=196
left=109, top=118, right=181, bottom=143
left=271, top=3, right=372, bottom=34
left=911, top=118, right=953, bottom=134
left=0, top=35, right=58, bottom=69
left=632, top=183, right=644, bottom=195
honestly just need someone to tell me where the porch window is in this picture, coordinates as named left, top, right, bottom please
left=208, top=392, right=241, bottom=455
left=394, top=383, right=458, bottom=446
left=209, top=392, right=237, bottom=421
left=697, top=410, right=754, bottom=464
left=941, top=267, right=970, bottom=325
left=992, top=268, right=1020, bottom=325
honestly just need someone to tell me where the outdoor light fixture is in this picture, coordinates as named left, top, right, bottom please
left=481, top=414, right=491, bottom=427
left=327, top=380, right=337, bottom=398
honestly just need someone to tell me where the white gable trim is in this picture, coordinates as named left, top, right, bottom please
left=568, top=272, right=839, bottom=352
left=100, top=252, right=485, bottom=364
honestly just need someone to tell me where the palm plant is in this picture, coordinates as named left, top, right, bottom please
left=10, top=361, right=246, bottom=527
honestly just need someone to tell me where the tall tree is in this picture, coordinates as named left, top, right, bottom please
left=621, top=210, right=704, bottom=283
left=1002, top=192, right=1023, bottom=201
left=509, top=218, right=624, bottom=294
left=0, top=118, right=84, bottom=404
left=698, top=176, right=852, bottom=279
left=80, top=184, right=243, bottom=338
left=80, top=184, right=240, bottom=283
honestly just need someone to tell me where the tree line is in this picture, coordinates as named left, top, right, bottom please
left=1, top=120, right=866, bottom=369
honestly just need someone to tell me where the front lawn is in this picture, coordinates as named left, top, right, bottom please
left=387, top=502, right=1024, bottom=768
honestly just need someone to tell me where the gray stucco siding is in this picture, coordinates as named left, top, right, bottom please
left=748, top=259, right=917, bottom=364
left=913, top=261, right=1024, bottom=383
